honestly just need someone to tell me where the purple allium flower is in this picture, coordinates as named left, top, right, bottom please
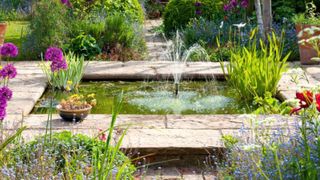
left=195, top=9, right=202, bottom=15
left=230, top=0, right=238, bottom=7
left=45, top=47, right=64, bottom=62
left=0, top=64, right=17, bottom=79
left=0, top=97, right=7, bottom=121
left=0, top=87, right=13, bottom=101
left=0, top=43, right=18, bottom=57
left=240, top=0, right=248, bottom=8
left=61, top=0, right=72, bottom=7
left=194, top=1, right=202, bottom=7
left=224, top=4, right=231, bottom=11
left=50, top=59, right=68, bottom=72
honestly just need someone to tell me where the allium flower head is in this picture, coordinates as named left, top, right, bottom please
left=45, top=47, right=64, bottom=62
left=0, top=43, right=19, bottom=57
left=194, top=1, right=202, bottom=7
left=50, top=59, right=68, bottom=72
left=0, top=95, right=7, bottom=121
left=0, top=86, right=13, bottom=101
left=61, top=0, right=72, bottom=7
left=0, top=107, right=6, bottom=121
left=195, top=9, right=202, bottom=15
left=0, top=64, right=17, bottom=79
left=240, top=0, right=249, bottom=8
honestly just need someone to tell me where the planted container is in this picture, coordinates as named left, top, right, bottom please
left=0, top=22, right=7, bottom=45
left=56, top=104, right=92, bottom=122
left=295, top=24, right=320, bottom=65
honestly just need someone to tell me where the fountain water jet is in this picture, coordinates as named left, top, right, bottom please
left=164, top=31, right=209, bottom=97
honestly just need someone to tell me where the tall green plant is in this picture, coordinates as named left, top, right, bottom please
left=40, top=52, right=86, bottom=90
left=92, top=92, right=133, bottom=179
left=222, top=29, right=290, bottom=102
left=23, top=0, right=69, bottom=58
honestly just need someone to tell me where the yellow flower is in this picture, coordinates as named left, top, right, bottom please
left=87, top=93, right=95, bottom=98
left=67, top=80, right=73, bottom=85
left=0, top=66, right=2, bottom=70
left=65, top=86, right=71, bottom=91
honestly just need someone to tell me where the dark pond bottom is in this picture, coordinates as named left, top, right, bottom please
left=32, top=81, right=255, bottom=115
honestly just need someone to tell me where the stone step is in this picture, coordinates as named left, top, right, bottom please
left=17, top=114, right=296, bottom=151
left=134, top=166, right=217, bottom=180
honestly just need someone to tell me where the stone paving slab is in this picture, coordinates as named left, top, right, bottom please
left=135, top=167, right=216, bottom=180
left=17, top=114, right=165, bottom=130
left=9, top=114, right=296, bottom=150
left=304, top=65, right=320, bottom=82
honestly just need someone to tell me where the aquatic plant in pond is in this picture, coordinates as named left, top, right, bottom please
left=222, top=30, right=289, bottom=102
left=33, top=81, right=253, bottom=115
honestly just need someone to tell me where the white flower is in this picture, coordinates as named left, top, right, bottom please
left=298, top=39, right=306, bottom=45
left=284, top=99, right=300, bottom=107
left=241, top=144, right=261, bottom=151
left=233, top=23, right=246, bottom=29
left=219, top=21, right=224, bottom=29
left=306, top=35, right=320, bottom=43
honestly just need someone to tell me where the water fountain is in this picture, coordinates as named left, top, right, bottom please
left=164, top=31, right=208, bottom=97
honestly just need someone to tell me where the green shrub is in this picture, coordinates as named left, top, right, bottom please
left=144, top=0, right=168, bottom=19
left=163, top=0, right=223, bottom=36
left=104, top=0, right=144, bottom=23
left=222, top=30, right=290, bottom=102
left=65, top=33, right=101, bottom=60
left=69, top=0, right=144, bottom=23
left=4, top=131, right=135, bottom=179
left=99, top=13, right=146, bottom=60
left=23, top=0, right=69, bottom=59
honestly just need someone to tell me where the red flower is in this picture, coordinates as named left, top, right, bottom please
left=316, top=94, right=320, bottom=112
left=296, top=90, right=313, bottom=108
left=290, top=107, right=302, bottom=115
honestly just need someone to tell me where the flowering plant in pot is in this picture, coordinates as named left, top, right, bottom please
left=0, top=15, right=7, bottom=46
left=293, top=2, right=320, bottom=65
left=57, top=94, right=97, bottom=122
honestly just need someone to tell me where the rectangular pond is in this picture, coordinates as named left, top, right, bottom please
left=32, top=81, right=254, bottom=115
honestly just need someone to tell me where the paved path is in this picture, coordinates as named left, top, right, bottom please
left=144, top=19, right=168, bottom=61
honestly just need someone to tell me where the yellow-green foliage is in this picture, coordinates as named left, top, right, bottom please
left=222, top=30, right=290, bottom=102
left=103, top=0, right=144, bottom=23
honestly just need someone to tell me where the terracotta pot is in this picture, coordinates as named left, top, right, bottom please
left=0, top=22, right=7, bottom=45
left=56, top=104, right=92, bottom=122
left=295, top=24, right=320, bottom=65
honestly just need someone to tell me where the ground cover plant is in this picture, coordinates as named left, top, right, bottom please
left=0, top=93, right=136, bottom=179
left=218, top=88, right=320, bottom=179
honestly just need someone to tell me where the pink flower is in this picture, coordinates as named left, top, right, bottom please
left=98, top=129, right=107, bottom=142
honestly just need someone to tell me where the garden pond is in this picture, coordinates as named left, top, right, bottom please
left=32, top=81, right=255, bottom=115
